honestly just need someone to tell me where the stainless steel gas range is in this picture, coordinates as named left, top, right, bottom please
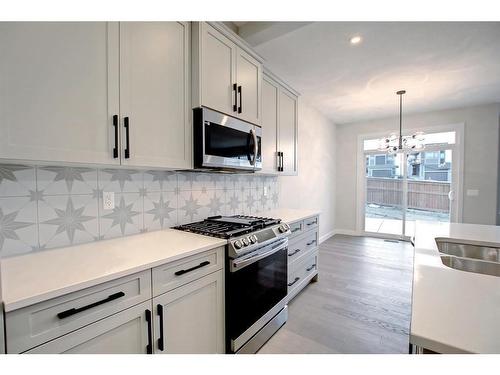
left=174, top=215, right=291, bottom=353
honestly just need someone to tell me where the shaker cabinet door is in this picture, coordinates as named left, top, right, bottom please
left=119, top=22, right=192, bottom=169
left=278, top=89, right=298, bottom=175
left=261, top=77, right=279, bottom=173
left=153, top=270, right=224, bottom=354
left=200, top=23, right=237, bottom=116
left=0, top=22, right=120, bottom=164
left=235, top=48, right=262, bottom=125
left=25, top=301, right=152, bottom=354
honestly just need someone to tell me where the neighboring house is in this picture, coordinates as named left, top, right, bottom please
left=366, top=151, right=451, bottom=182
left=366, top=154, right=397, bottom=178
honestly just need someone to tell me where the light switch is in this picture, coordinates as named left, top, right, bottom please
left=103, top=191, right=115, bottom=210
left=466, top=189, right=479, bottom=197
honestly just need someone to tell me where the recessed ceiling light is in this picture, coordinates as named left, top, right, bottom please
left=350, top=35, right=362, bottom=45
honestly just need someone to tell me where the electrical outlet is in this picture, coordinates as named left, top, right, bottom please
left=103, top=192, right=115, bottom=210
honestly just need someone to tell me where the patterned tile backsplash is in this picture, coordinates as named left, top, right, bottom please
left=0, top=163, right=279, bottom=258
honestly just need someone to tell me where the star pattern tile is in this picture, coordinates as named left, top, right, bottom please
left=40, top=166, right=93, bottom=192
left=42, top=198, right=94, bottom=243
left=180, top=193, right=202, bottom=221
left=0, top=164, right=31, bottom=184
left=146, top=195, right=175, bottom=228
left=101, top=169, right=141, bottom=192
left=102, top=196, right=141, bottom=235
left=0, top=208, right=33, bottom=250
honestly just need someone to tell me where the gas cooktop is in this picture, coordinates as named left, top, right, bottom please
left=173, top=215, right=281, bottom=239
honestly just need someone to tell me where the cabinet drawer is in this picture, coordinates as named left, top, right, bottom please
left=25, top=301, right=152, bottom=354
left=303, top=216, right=319, bottom=231
left=287, top=229, right=318, bottom=264
left=287, top=251, right=318, bottom=294
left=6, top=270, right=151, bottom=354
left=288, top=220, right=304, bottom=239
left=152, top=246, right=224, bottom=297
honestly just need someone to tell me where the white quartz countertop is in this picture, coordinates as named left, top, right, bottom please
left=0, top=229, right=226, bottom=312
left=411, top=221, right=500, bottom=353
left=256, top=208, right=320, bottom=224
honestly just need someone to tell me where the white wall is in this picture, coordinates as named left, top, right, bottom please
left=335, top=103, right=500, bottom=232
left=279, top=99, right=336, bottom=241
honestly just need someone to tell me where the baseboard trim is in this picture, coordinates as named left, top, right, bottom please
left=333, top=229, right=360, bottom=236
left=319, top=230, right=335, bottom=244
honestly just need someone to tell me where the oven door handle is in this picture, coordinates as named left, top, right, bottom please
left=230, top=239, right=288, bottom=272
left=250, top=128, right=258, bottom=166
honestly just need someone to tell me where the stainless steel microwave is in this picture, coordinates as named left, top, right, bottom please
left=193, top=107, right=262, bottom=171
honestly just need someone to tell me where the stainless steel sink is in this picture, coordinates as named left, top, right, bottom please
left=435, top=239, right=500, bottom=262
left=440, top=255, right=500, bottom=277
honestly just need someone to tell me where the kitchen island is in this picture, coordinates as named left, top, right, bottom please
left=411, top=221, right=500, bottom=354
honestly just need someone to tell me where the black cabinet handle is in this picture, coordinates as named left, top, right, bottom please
left=112, top=115, right=119, bottom=159
left=307, top=220, right=318, bottom=226
left=157, top=304, right=165, bottom=351
left=307, top=240, right=317, bottom=246
left=174, top=261, right=210, bottom=276
left=288, top=277, right=300, bottom=287
left=145, top=309, right=153, bottom=354
left=277, top=151, right=284, bottom=172
left=306, top=264, right=317, bottom=272
left=281, top=151, right=284, bottom=172
left=124, top=116, right=130, bottom=159
left=233, top=83, right=238, bottom=112
left=57, top=291, right=125, bottom=319
left=288, top=249, right=301, bottom=257
left=238, top=85, right=242, bottom=113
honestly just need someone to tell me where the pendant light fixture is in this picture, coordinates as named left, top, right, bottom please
left=378, top=90, right=425, bottom=154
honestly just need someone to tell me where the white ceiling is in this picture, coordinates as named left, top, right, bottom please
left=244, top=22, right=500, bottom=124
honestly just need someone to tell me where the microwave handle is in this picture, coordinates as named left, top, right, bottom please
left=250, top=129, right=258, bottom=166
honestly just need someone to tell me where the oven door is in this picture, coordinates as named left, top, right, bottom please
left=194, top=107, right=262, bottom=171
left=226, top=238, right=288, bottom=350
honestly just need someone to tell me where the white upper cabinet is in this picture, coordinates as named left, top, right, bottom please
left=193, top=22, right=263, bottom=126
left=0, top=22, right=120, bottom=165
left=261, top=76, right=279, bottom=173
left=119, top=22, right=191, bottom=169
left=0, top=22, right=191, bottom=169
left=278, top=89, right=298, bottom=175
left=236, top=48, right=262, bottom=125
left=198, top=22, right=236, bottom=116
left=261, top=71, right=299, bottom=176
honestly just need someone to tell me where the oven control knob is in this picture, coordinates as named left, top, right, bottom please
left=242, top=238, right=250, bottom=246
left=250, top=235, right=257, bottom=244
left=234, top=240, right=242, bottom=249
left=278, top=225, right=286, bottom=233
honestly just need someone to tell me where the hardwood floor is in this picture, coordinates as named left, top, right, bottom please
left=259, top=235, right=414, bottom=354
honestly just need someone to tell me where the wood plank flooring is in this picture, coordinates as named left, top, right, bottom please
left=258, top=235, right=414, bottom=354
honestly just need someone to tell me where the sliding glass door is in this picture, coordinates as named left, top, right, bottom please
left=363, top=131, right=458, bottom=239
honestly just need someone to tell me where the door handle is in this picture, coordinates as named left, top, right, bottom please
left=233, top=83, right=238, bottom=112
left=157, top=304, right=165, bottom=351
left=174, top=261, right=210, bottom=276
left=306, top=264, right=317, bottom=272
left=288, top=277, right=300, bottom=287
left=237, top=85, right=242, bottom=113
left=249, top=129, right=258, bottom=166
left=123, top=116, right=131, bottom=159
left=145, top=309, right=153, bottom=354
left=288, top=249, right=301, bottom=257
left=112, top=115, right=119, bottom=159
left=57, top=291, right=125, bottom=319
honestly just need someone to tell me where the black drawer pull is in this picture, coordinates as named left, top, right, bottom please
left=306, top=240, right=317, bottom=246
left=238, top=85, right=242, bottom=113
left=291, top=227, right=301, bottom=233
left=288, top=277, right=300, bottom=287
left=57, top=291, right=125, bottom=319
left=174, top=261, right=210, bottom=276
left=233, top=83, right=238, bottom=112
left=307, top=220, right=317, bottom=226
left=145, top=309, right=153, bottom=354
left=112, top=114, right=119, bottom=158
left=288, top=249, right=301, bottom=257
left=306, top=264, right=317, bottom=272
left=157, top=304, right=165, bottom=351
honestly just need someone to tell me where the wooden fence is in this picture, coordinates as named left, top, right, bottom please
left=366, top=177, right=450, bottom=212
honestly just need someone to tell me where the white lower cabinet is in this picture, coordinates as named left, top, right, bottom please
left=25, top=301, right=152, bottom=354
left=153, top=270, right=224, bottom=354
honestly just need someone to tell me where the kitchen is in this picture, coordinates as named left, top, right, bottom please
left=0, top=1, right=499, bottom=374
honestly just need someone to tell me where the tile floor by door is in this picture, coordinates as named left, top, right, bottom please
left=259, top=235, right=414, bottom=354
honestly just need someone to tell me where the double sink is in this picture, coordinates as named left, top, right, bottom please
left=436, top=239, right=500, bottom=277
